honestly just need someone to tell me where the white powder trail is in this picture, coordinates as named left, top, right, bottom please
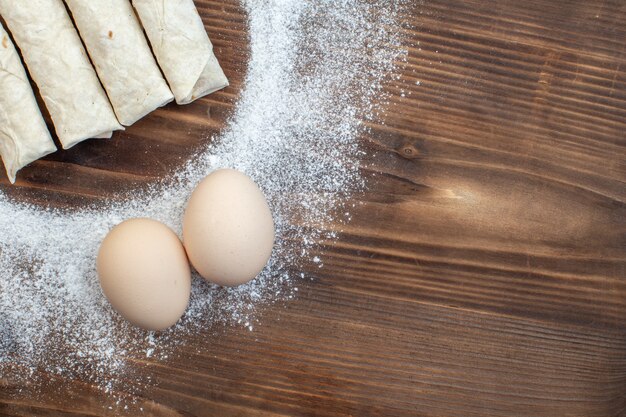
left=0, top=0, right=407, bottom=398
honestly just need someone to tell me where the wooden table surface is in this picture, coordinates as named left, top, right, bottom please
left=1, top=0, right=625, bottom=416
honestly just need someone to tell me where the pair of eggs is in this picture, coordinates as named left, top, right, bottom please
left=96, top=169, right=275, bottom=331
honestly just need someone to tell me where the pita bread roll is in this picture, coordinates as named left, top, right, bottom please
left=65, top=0, right=174, bottom=126
left=0, top=0, right=123, bottom=150
left=0, top=22, right=56, bottom=183
left=132, top=0, right=229, bottom=105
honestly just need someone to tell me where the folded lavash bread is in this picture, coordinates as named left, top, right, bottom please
left=0, top=0, right=123, bottom=150
left=64, top=0, right=174, bottom=126
left=0, top=22, right=56, bottom=183
left=132, top=0, right=229, bottom=105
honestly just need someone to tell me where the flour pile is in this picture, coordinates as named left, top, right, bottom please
left=0, top=0, right=406, bottom=396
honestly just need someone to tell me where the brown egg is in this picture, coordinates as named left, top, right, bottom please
left=183, top=169, right=275, bottom=287
left=97, top=218, right=191, bottom=331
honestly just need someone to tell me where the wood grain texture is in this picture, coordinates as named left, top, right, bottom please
left=1, top=0, right=625, bottom=416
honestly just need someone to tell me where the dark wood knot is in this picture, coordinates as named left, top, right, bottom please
left=398, top=144, right=420, bottom=160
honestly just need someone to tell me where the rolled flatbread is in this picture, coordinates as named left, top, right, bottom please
left=0, top=0, right=123, bottom=150
left=64, top=0, right=174, bottom=126
left=0, top=22, right=56, bottom=184
left=132, top=0, right=229, bottom=105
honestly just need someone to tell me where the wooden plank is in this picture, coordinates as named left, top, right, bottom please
left=0, top=0, right=624, bottom=416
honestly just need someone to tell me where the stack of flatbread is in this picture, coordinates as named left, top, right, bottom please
left=0, top=0, right=228, bottom=183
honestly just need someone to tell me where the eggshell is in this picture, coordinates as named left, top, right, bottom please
left=97, top=218, right=191, bottom=331
left=183, top=169, right=275, bottom=286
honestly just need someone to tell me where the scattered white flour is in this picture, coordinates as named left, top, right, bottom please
left=0, top=0, right=407, bottom=401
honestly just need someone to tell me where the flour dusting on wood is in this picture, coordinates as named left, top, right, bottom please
left=0, top=0, right=407, bottom=403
